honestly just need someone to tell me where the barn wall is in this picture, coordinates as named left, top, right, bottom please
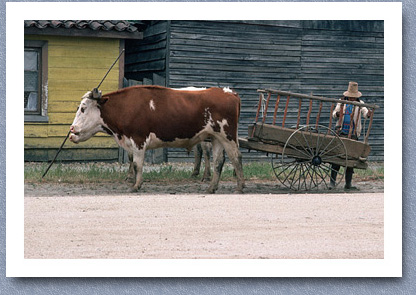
left=165, top=20, right=384, bottom=162
left=24, top=35, right=121, bottom=162
left=125, top=21, right=169, bottom=83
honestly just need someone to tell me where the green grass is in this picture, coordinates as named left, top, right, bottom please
left=24, top=161, right=383, bottom=183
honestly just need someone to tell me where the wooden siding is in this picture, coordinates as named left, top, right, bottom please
left=125, top=21, right=169, bottom=83
left=24, top=35, right=121, bottom=162
left=165, top=20, right=384, bottom=162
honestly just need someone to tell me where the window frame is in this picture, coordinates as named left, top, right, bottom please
left=24, top=40, right=48, bottom=122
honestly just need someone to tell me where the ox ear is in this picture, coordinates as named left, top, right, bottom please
left=97, top=96, right=109, bottom=105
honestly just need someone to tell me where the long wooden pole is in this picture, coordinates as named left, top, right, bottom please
left=42, top=130, right=71, bottom=178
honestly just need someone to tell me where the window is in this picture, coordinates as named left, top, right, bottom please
left=24, top=40, right=48, bottom=122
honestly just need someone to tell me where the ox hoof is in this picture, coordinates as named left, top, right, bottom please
left=206, top=187, right=216, bottom=194
left=125, top=174, right=135, bottom=181
left=129, top=185, right=142, bottom=193
left=201, top=177, right=211, bottom=182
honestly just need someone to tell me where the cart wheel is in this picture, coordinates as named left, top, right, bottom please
left=271, top=125, right=348, bottom=191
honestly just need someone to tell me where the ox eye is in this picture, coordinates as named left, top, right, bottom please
left=81, top=107, right=85, bottom=113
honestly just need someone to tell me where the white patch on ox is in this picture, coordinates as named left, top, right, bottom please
left=223, top=87, right=233, bottom=93
left=173, top=87, right=206, bottom=91
left=216, top=118, right=229, bottom=135
left=204, top=107, right=213, bottom=127
left=149, top=99, right=156, bottom=111
left=145, top=132, right=164, bottom=149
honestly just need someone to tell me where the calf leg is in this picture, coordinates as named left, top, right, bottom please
left=206, top=138, right=225, bottom=194
left=131, top=148, right=146, bottom=192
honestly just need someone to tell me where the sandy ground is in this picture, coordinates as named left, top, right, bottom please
left=24, top=180, right=384, bottom=259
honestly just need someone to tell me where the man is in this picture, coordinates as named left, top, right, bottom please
left=330, top=82, right=372, bottom=190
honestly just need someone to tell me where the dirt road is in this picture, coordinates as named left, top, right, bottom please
left=24, top=180, right=383, bottom=259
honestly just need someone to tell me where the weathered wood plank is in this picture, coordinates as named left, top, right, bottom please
left=25, top=136, right=118, bottom=149
left=48, top=46, right=120, bottom=58
left=170, top=38, right=302, bottom=54
left=49, top=68, right=119, bottom=81
left=238, top=137, right=368, bottom=169
left=24, top=125, right=49, bottom=138
left=125, top=48, right=167, bottom=64
left=49, top=56, right=122, bottom=69
left=25, top=34, right=119, bottom=47
left=25, top=148, right=119, bottom=162
left=248, top=124, right=371, bottom=161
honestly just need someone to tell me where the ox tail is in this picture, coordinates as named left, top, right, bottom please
left=233, top=90, right=241, bottom=147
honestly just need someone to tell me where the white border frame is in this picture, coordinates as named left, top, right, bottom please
left=7, top=2, right=402, bottom=277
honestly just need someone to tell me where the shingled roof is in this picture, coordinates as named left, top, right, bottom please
left=24, top=20, right=145, bottom=39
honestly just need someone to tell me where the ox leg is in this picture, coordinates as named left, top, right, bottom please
left=131, top=148, right=146, bottom=192
left=126, top=151, right=135, bottom=182
left=202, top=142, right=211, bottom=182
left=191, top=144, right=203, bottom=178
left=220, top=139, right=245, bottom=194
left=207, top=138, right=225, bottom=194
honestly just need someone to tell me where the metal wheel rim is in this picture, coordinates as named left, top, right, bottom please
left=271, top=124, right=348, bottom=191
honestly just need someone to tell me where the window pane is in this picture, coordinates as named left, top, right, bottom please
left=24, top=71, right=38, bottom=91
left=24, top=50, right=38, bottom=71
left=24, top=91, right=38, bottom=111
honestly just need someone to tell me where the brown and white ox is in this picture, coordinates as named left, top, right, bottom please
left=69, top=85, right=244, bottom=193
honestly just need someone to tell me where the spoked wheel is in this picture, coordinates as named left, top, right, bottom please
left=271, top=125, right=348, bottom=191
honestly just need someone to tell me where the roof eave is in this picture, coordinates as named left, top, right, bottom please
left=24, top=27, right=144, bottom=40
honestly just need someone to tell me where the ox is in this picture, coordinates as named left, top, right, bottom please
left=69, top=85, right=244, bottom=193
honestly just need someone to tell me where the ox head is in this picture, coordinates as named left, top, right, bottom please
left=69, top=91, right=108, bottom=144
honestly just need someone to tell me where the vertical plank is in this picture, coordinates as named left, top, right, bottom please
left=272, top=94, right=281, bottom=125
left=315, top=101, right=323, bottom=130
left=282, top=95, right=290, bottom=128
left=364, top=108, right=375, bottom=144
left=328, top=103, right=335, bottom=134
left=252, top=93, right=264, bottom=137
left=296, top=98, right=302, bottom=129
left=261, top=92, right=272, bottom=124
left=306, top=99, right=313, bottom=126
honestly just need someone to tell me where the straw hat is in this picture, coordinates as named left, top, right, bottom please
left=343, top=81, right=362, bottom=98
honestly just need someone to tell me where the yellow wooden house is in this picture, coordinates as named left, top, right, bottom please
left=24, top=20, right=144, bottom=162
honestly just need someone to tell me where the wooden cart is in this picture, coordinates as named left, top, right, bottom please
left=239, top=89, right=380, bottom=191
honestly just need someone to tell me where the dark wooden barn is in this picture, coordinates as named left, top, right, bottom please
left=124, top=20, right=384, bottom=162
